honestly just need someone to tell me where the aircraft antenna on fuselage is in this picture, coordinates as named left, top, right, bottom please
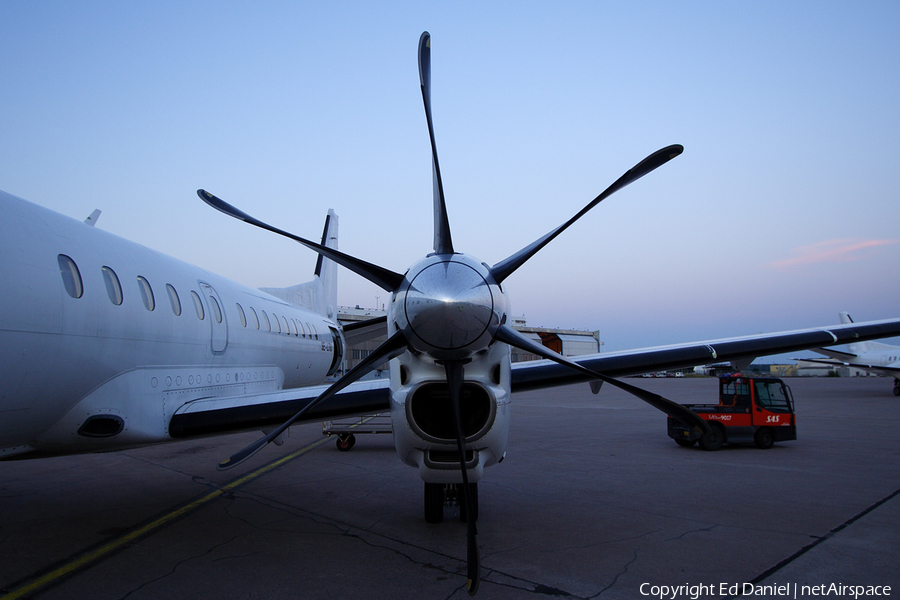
left=84, top=209, right=101, bottom=227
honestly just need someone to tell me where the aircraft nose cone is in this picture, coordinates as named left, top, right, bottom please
left=404, top=261, right=494, bottom=351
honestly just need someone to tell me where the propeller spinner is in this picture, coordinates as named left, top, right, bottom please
left=199, top=31, right=699, bottom=596
left=393, top=254, right=507, bottom=360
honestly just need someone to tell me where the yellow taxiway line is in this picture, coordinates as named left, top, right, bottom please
left=1, top=433, right=337, bottom=600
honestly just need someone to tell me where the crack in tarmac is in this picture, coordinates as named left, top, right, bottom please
left=666, top=523, right=719, bottom=541
left=591, top=548, right=640, bottom=599
left=226, top=485, right=587, bottom=597
left=112, top=534, right=241, bottom=600
left=543, top=527, right=662, bottom=554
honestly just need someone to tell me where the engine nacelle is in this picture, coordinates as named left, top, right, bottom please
left=389, top=341, right=511, bottom=484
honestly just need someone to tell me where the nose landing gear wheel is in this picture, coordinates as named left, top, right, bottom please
left=336, top=433, right=356, bottom=451
left=424, top=482, right=444, bottom=523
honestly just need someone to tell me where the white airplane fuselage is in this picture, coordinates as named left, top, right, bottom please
left=0, top=190, right=343, bottom=458
left=812, top=312, right=900, bottom=394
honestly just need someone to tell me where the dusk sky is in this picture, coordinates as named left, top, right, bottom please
left=2, top=2, right=898, bottom=354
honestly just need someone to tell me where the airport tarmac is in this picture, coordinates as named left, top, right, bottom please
left=1, top=376, right=898, bottom=599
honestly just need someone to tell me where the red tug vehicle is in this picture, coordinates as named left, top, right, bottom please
left=667, top=375, right=797, bottom=450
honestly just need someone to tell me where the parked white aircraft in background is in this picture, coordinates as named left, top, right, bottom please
left=5, top=32, right=900, bottom=595
left=802, top=312, right=900, bottom=395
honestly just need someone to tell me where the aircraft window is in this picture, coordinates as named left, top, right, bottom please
left=236, top=303, right=247, bottom=327
left=191, top=290, right=205, bottom=320
left=137, top=276, right=155, bottom=311
left=290, top=318, right=298, bottom=336
left=272, top=313, right=282, bottom=334
left=101, top=266, right=123, bottom=305
left=166, top=284, right=181, bottom=316
left=249, top=307, right=259, bottom=330
left=298, top=320, right=306, bottom=338
left=58, top=254, right=83, bottom=299
left=209, top=295, right=223, bottom=324
left=261, top=310, right=271, bottom=331
left=310, top=323, right=318, bottom=340
left=281, top=316, right=290, bottom=335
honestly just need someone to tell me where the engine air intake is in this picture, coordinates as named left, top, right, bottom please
left=407, top=382, right=493, bottom=442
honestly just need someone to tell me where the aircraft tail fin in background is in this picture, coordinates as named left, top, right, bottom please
left=316, top=209, right=339, bottom=314
left=260, top=210, right=339, bottom=318
left=835, top=311, right=894, bottom=354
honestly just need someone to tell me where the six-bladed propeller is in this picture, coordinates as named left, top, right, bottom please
left=199, top=30, right=703, bottom=596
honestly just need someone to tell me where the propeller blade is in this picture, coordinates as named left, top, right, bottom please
left=493, top=324, right=709, bottom=434
left=198, top=189, right=405, bottom=292
left=418, top=31, right=453, bottom=255
left=218, top=331, right=409, bottom=470
left=490, top=144, right=684, bottom=284
left=444, top=360, right=480, bottom=596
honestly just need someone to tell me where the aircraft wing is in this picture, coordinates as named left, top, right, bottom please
left=168, top=318, right=900, bottom=437
left=796, top=357, right=900, bottom=376
left=511, top=318, right=900, bottom=392
left=811, top=348, right=857, bottom=360
left=169, top=378, right=390, bottom=439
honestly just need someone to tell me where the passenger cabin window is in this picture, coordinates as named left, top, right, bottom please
left=137, top=276, right=155, bottom=311
left=249, top=307, right=259, bottom=330
left=209, top=295, right=223, bottom=324
left=191, top=290, right=205, bottom=320
left=281, top=315, right=289, bottom=335
left=102, top=266, right=123, bottom=305
left=58, top=254, right=83, bottom=298
left=260, top=310, right=271, bottom=331
left=310, top=323, right=318, bottom=340
left=166, top=284, right=182, bottom=316
left=236, top=303, right=247, bottom=327
left=272, top=313, right=282, bottom=334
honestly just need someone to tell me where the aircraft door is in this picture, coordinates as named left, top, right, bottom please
left=199, top=282, right=228, bottom=353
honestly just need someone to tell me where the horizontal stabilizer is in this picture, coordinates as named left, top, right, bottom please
left=342, top=316, right=388, bottom=346
left=798, top=357, right=900, bottom=374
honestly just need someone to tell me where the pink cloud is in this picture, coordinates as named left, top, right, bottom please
left=768, top=239, right=900, bottom=269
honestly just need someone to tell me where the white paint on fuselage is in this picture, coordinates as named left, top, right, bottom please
left=0, top=191, right=340, bottom=456
left=389, top=340, right=511, bottom=485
